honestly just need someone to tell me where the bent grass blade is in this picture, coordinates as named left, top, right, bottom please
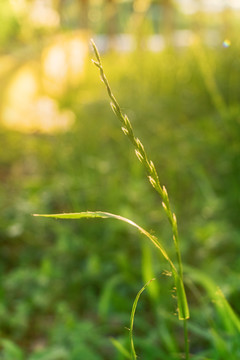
left=34, top=211, right=189, bottom=321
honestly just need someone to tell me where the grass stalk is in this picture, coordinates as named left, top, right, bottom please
left=90, top=39, right=190, bottom=357
left=35, top=42, right=190, bottom=359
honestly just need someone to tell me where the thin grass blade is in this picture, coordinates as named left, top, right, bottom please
left=129, top=279, right=155, bottom=360
left=110, top=338, right=131, bottom=359
left=34, top=211, right=176, bottom=274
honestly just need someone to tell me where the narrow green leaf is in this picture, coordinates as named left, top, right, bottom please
left=34, top=211, right=176, bottom=273
left=129, top=279, right=155, bottom=360
left=214, top=288, right=240, bottom=333
left=173, top=273, right=190, bottom=320
left=110, top=338, right=131, bottom=359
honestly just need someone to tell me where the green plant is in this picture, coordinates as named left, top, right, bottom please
left=35, top=40, right=190, bottom=359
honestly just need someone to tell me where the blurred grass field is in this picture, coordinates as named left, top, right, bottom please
left=1, top=1, right=240, bottom=359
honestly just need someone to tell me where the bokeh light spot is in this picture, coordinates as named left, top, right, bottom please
left=223, top=39, right=231, bottom=48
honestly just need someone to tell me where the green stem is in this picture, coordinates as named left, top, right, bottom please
left=184, top=318, right=189, bottom=360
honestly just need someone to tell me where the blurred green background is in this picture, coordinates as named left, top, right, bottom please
left=0, top=0, right=240, bottom=359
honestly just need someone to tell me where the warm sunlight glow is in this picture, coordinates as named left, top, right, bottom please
left=11, top=0, right=59, bottom=27
left=42, top=33, right=88, bottom=95
left=177, top=0, right=240, bottom=13
left=2, top=65, right=75, bottom=133
left=10, top=0, right=27, bottom=14
left=68, top=37, right=88, bottom=82
left=43, top=44, right=68, bottom=93
left=29, top=0, right=59, bottom=27
left=7, top=66, right=38, bottom=106
left=1, top=31, right=88, bottom=133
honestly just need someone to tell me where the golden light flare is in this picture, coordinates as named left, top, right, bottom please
left=2, top=64, right=75, bottom=133
left=42, top=32, right=88, bottom=95
left=10, top=0, right=59, bottom=28
left=29, top=1, right=59, bottom=27
left=1, top=32, right=88, bottom=133
left=9, top=0, right=27, bottom=14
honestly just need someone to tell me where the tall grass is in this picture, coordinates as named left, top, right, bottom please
left=35, top=41, right=190, bottom=359
left=90, top=39, right=189, bottom=356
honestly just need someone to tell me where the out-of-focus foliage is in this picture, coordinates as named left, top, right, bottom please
left=0, top=0, right=19, bottom=49
left=1, top=0, right=240, bottom=359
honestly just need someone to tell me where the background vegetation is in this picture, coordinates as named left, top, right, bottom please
left=0, top=0, right=240, bottom=358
